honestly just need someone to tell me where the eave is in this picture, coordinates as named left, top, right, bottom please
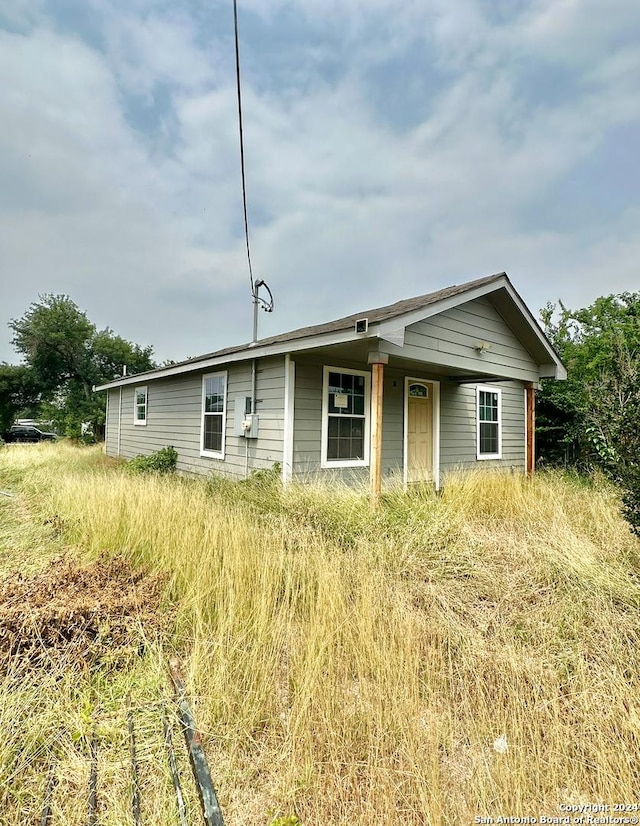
left=94, top=272, right=566, bottom=392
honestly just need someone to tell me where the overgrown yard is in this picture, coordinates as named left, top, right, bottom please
left=1, top=442, right=639, bottom=824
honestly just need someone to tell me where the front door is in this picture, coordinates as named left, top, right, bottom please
left=406, top=381, right=434, bottom=483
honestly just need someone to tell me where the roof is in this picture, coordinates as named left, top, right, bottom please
left=221, top=272, right=503, bottom=354
left=95, top=272, right=566, bottom=390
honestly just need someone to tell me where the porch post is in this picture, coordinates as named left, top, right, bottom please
left=526, top=383, right=536, bottom=476
left=368, top=352, right=388, bottom=506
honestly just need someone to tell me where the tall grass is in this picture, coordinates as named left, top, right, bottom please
left=1, top=442, right=640, bottom=824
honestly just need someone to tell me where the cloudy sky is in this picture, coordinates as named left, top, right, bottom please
left=1, top=0, right=638, bottom=365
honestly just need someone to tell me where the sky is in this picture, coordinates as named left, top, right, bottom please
left=1, top=0, right=639, bottom=366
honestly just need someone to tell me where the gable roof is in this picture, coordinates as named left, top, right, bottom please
left=231, top=272, right=503, bottom=350
left=95, top=272, right=566, bottom=390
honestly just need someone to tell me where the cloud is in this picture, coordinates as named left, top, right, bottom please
left=521, top=0, right=640, bottom=64
left=0, top=0, right=638, bottom=366
left=0, top=0, right=45, bottom=29
left=0, top=24, right=220, bottom=358
left=100, top=10, right=215, bottom=97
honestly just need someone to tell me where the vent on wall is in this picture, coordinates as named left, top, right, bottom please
left=355, top=318, right=368, bottom=334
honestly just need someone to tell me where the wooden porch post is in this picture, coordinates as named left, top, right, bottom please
left=368, top=353, right=388, bottom=506
left=526, top=383, right=536, bottom=476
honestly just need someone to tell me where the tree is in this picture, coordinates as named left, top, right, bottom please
left=0, top=364, right=40, bottom=432
left=9, top=295, right=156, bottom=438
left=582, top=339, right=640, bottom=535
left=538, top=292, right=640, bottom=534
left=10, top=295, right=95, bottom=399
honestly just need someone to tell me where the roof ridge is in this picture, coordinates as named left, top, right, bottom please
left=168, top=272, right=508, bottom=369
left=95, top=271, right=512, bottom=387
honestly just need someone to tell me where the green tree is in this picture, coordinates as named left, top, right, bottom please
left=9, top=295, right=156, bottom=438
left=0, top=364, right=40, bottom=432
left=582, top=339, right=640, bottom=535
left=538, top=292, right=640, bottom=534
left=539, top=293, right=640, bottom=461
left=10, top=295, right=95, bottom=399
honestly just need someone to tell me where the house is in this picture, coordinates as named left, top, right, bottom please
left=95, top=272, right=566, bottom=492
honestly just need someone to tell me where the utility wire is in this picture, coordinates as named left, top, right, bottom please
left=233, top=0, right=255, bottom=297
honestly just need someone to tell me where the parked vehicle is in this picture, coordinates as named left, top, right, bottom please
left=1, top=425, right=58, bottom=443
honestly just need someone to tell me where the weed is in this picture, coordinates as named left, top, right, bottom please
left=1, top=445, right=640, bottom=823
left=269, top=815, right=301, bottom=826
left=126, top=445, right=178, bottom=474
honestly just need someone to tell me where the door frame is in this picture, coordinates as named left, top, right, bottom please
left=403, top=376, right=440, bottom=490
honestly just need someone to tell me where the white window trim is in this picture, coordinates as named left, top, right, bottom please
left=134, top=386, right=147, bottom=426
left=321, top=366, right=370, bottom=468
left=476, top=384, right=502, bottom=460
left=200, top=371, right=227, bottom=459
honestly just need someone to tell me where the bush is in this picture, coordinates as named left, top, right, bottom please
left=205, top=462, right=284, bottom=513
left=621, top=470, right=640, bottom=538
left=126, top=445, right=178, bottom=474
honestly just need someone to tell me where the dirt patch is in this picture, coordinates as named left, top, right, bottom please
left=0, top=554, right=169, bottom=668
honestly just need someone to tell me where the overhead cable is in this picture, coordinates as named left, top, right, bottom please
left=232, top=0, right=255, bottom=296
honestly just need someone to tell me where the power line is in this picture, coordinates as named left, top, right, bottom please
left=232, top=0, right=255, bottom=297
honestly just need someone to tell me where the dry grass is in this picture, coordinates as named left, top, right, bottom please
left=0, top=650, right=201, bottom=825
left=1, top=442, right=640, bottom=824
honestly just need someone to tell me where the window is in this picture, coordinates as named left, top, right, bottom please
left=321, top=367, right=370, bottom=467
left=201, top=372, right=227, bottom=458
left=409, top=383, right=429, bottom=398
left=134, top=387, right=147, bottom=425
left=476, top=386, right=501, bottom=459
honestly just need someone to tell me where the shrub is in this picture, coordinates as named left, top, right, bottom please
left=205, top=462, right=284, bottom=514
left=621, top=469, right=640, bottom=537
left=126, top=445, right=178, bottom=474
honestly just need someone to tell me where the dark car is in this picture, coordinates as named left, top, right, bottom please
left=1, top=425, right=58, bottom=443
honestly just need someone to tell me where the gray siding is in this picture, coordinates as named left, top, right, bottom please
left=103, top=357, right=286, bottom=478
left=291, top=360, right=323, bottom=477
left=224, top=357, right=287, bottom=475
left=292, top=360, right=406, bottom=484
left=292, top=361, right=415, bottom=484
left=400, top=296, right=539, bottom=382
left=292, top=356, right=526, bottom=485
left=105, top=389, right=120, bottom=457
left=440, top=380, right=526, bottom=474
left=103, top=295, right=534, bottom=484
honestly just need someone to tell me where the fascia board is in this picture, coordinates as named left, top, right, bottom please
left=364, top=280, right=513, bottom=350
left=372, top=276, right=511, bottom=335
left=377, top=325, right=406, bottom=347
left=94, top=327, right=370, bottom=391
left=496, top=283, right=568, bottom=378
left=94, top=274, right=566, bottom=391
left=95, top=281, right=509, bottom=392
left=540, top=363, right=568, bottom=380
left=379, top=275, right=566, bottom=378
